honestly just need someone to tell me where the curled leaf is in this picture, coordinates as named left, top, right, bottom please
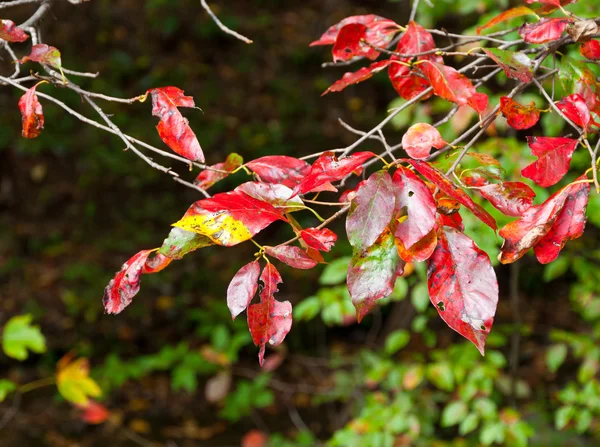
left=227, top=260, right=261, bottom=319
left=195, top=153, right=243, bottom=189
left=300, top=227, right=337, bottom=252
left=103, top=250, right=154, bottom=314
left=500, top=97, right=540, bottom=130
left=18, top=44, right=62, bottom=68
left=402, top=123, right=447, bottom=160
left=0, top=19, right=28, bottom=42
left=483, top=49, right=534, bottom=83
left=265, top=246, right=317, bottom=270
left=580, top=39, right=600, bottom=61
left=18, top=84, right=44, bottom=139
left=556, top=93, right=591, bottom=130
left=323, top=60, right=392, bottom=95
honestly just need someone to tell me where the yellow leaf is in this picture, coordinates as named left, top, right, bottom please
left=172, top=211, right=252, bottom=246
left=56, top=355, right=102, bottom=405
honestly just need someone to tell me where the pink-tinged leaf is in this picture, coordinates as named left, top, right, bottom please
left=142, top=253, right=172, bottom=274
left=476, top=6, right=536, bottom=35
left=323, top=60, right=392, bottom=95
left=556, top=93, right=591, bottom=130
left=300, top=227, right=337, bottom=252
left=478, top=182, right=536, bottom=217
left=265, top=246, right=317, bottom=270
left=293, top=151, right=375, bottom=196
left=420, top=61, right=488, bottom=114
left=534, top=177, right=589, bottom=264
left=172, top=190, right=288, bottom=247
left=521, top=136, right=578, bottom=187
left=394, top=228, right=438, bottom=263
left=247, top=263, right=292, bottom=366
left=500, top=97, right=541, bottom=130
left=18, top=44, right=62, bottom=67
left=346, top=171, right=396, bottom=251
left=245, top=156, right=333, bottom=192
left=310, top=14, right=387, bottom=46
left=392, top=165, right=437, bottom=249
left=348, top=230, right=405, bottom=322
left=195, top=153, right=243, bottom=189
left=580, top=39, right=600, bottom=61
left=483, top=49, right=534, bottom=83
left=18, top=84, right=44, bottom=139
left=103, top=250, right=154, bottom=314
left=408, top=160, right=497, bottom=230
left=402, top=123, right=447, bottom=160
left=227, top=260, right=261, bottom=319
left=339, top=180, right=367, bottom=203
left=332, top=23, right=374, bottom=62
left=235, top=182, right=304, bottom=210
left=427, top=226, right=498, bottom=355
left=148, top=87, right=204, bottom=162
left=0, top=19, right=28, bottom=42
left=519, top=18, right=571, bottom=44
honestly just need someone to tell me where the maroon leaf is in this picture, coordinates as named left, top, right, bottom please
left=18, top=84, right=44, bottom=139
left=247, top=263, right=292, bottom=366
left=408, top=160, right=497, bottom=230
left=580, top=39, right=600, bottom=61
left=483, top=49, right=534, bottom=83
left=427, top=227, right=498, bottom=355
left=265, top=246, right=317, bottom=270
left=0, top=19, right=28, bottom=42
left=556, top=93, right=591, bottom=130
left=227, top=260, right=261, bottom=319
left=346, top=171, right=396, bottom=251
left=18, top=44, right=62, bottom=67
left=300, top=228, right=337, bottom=252
left=478, top=182, right=536, bottom=217
left=521, top=136, right=578, bottom=187
left=323, top=60, right=392, bottom=95
left=402, top=123, right=447, bottom=160
left=195, top=153, right=243, bottom=189
left=500, top=97, right=541, bottom=130
left=103, top=250, right=154, bottom=314
left=519, top=18, right=571, bottom=44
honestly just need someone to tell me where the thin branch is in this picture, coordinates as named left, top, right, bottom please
left=199, top=0, right=253, bottom=44
left=4, top=44, right=20, bottom=79
left=0, top=0, right=42, bottom=9
left=409, top=0, right=420, bottom=22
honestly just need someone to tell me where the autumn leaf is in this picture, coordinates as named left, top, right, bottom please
left=158, top=227, right=213, bottom=260
left=439, top=212, right=464, bottom=231
left=323, top=60, right=392, bottom=95
left=247, top=263, right=292, bottom=366
left=556, top=93, right=591, bottom=130
left=476, top=6, right=536, bottom=35
left=484, top=48, right=534, bottom=83
left=394, top=228, right=438, bottom=263
left=142, top=252, right=172, bottom=274
left=235, top=182, right=304, bottom=211
left=56, top=355, right=102, bottom=405
left=346, top=171, right=396, bottom=251
left=402, top=123, right=447, bottom=160
left=580, top=39, right=600, bottom=61
left=18, top=44, right=62, bottom=68
left=18, top=84, right=44, bottom=139
left=195, top=153, right=243, bottom=189
left=103, top=249, right=154, bottom=314
left=310, top=14, right=390, bottom=46
left=478, top=182, right=536, bottom=217
left=0, top=19, right=28, bottom=42
left=521, top=136, right=578, bottom=187
left=347, top=230, right=405, bottom=322
left=148, top=87, right=204, bottom=162
left=246, top=156, right=333, bottom=192
left=78, top=401, right=110, bottom=425
left=300, top=227, right=337, bottom=252
left=227, top=260, right=261, bottom=319
left=265, top=245, right=318, bottom=270
left=524, top=0, right=577, bottom=7
left=500, top=97, right=541, bottom=130
left=427, top=226, right=498, bottom=355
left=519, top=18, right=571, bottom=44
left=329, top=19, right=399, bottom=62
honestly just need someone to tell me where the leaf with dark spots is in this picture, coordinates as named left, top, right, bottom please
left=346, top=171, right=395, bottom=251
left=310, top=14, right=389, bottom=46
left=323, top=60, right=392, bottom=95
left=519, top=18, right=571, bottom=44
left=521, top=136, right=578, bottom=187
left=247, top=263, right=292, bottom=366
left=235, top=182, right=304, bottom=211
left=0, top=19, right=28, bottom=42
left=402, top=123, right=447, bottom=160
left=483, top=49, right=534, bottom=83
left=300, top=227, right=337, bottom=252
left=556, top=94, right=592, bottom=130
left=394, top=228, right=437, bottom=263
left=427, top=227, right=498, bottom=355
left=293, top=151, right=375, bottom=196
left=534, top=178, right=590, bottom=264
left=476, top=6, right=536, bottom=35
left=18, top=44, right=62, bottom=68
left=195, top=153, right=243, bottom=189
left=478, top=182, right=536, bottom=217
left=142, top=253, right=172, bottom=274
left=348, top=230, right=405, bottom=322
left=332, top=23, right=375, bottom=62
left=408, top=160, right=497, bottom=230
left=580, top=39, right=600, bottom=61
left=227, top=260, right=261, bottom=319
left=158, top=227, right=213, bottom=260
left=500, top=97, right=541, bottom=130
left=265, top=246, right=317, bottom=270
left=392, top=165, right=436, bottom=250
left=18, top=84, right=44, bottom=139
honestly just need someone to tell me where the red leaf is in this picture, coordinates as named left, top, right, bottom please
left=524, top=0, right=576, bottom=6
left=427, top=227, right=498, bottom=355
left=439, top=212, right=464, bottom=231
left=300, top=227, right=337, bottom=252
left=534, top=178, right=590, bottom=264
left=18, top=84, right=44, bottom=139
left=521, top=136, right=578, bottom=187
left=394, top=228, right=438, bottom=263
left=348, top=230, right=405, bottom=322
left=519, top=18, right=571, bottom=44
left=247, top=263, right=292, bottom=366
left=556, top=93, right=591, bottom=130
left=265, top=245, right=317, bottom=270
left=408, top=160, right=497, bottom=230
left=103, top=250, right=154, bottom=314
left=323, top=60, right=392, bottom=95
left=77, top=400, right=110, bottom=425
left=500, top=97, right=540, bottom=130
left=293, top=151, right=375, bottom=196
left=346, top=171, right=396, bottom=250
left=483, top=49, right=534, bottom=83
left=476, top=6, right=536, bottom=34
left=195, top=153, right=243, bottom=189
left=227, top=260, right=261, bottom=319
left=332, top=24, right=375, bottom=62
left=580, top=39, right=600, bottom=61
left=478, top=182, right=536, bottom=217
left=389, top=63, right=431, bottom=101
left=246, top=156, right=333, bottom=192
left=310, top=14, right=388, bottom=46
left=148, top=87, right=204, bottom=162
left=0, top=19, right=28, bottom=42
left=18, top=44, right=62, bottom=67
left=420, top=61, right=488, bottom=114
left=392, top=165, right=437, bottom=250
left=142, top=253, right=172, bottom=274
left=235, top=182, right=304, bottom=210
left=402, top=123, right=447, bottom=160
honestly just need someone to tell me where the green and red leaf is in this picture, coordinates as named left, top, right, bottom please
left=500, top=97, right=541, bottom=130
left=519, top=18, right=571, bottom=44
left=18, top=84, right=44, bottom=139
left=521, top=136, right=578, bottom=187
left=227, top=260, right=261, bottom=319
left=484, top=48, right=534, bottom=83
left=18, top=44, right=62, bottom=67
left=478, top=182, right=536, bottom=217
left=0, top=19, right=28, bottom=42
left=300, top=227, right=337, bottom=252
left=402, top=123, right=447, bottom=160
left=158, top=227, right=213, bottom=260
left=195, top=153, right=243, bottom=189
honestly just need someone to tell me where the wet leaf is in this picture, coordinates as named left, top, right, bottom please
left=427, top=227, right=498, bottom=355
left=18, top=44, right=62, bottom=67
left=2, top=314, right=46, bottom=360
left=18, top=84, right=44, bottom=139
left=195, top=153, right=243, bottom=189
left=556, top=93, right=591, bottom=130
left=476, top=7, right=536, bottom=35
left=323, top=60, right=392, bottom=95
left=478, top=182, right=536, bottom=217
left=483, top=49, right=534, bottom=83
left=300, top=227, right=337, bottom=252
left=500, top=97, right=540, bottom=130
left=56, top=355, right=102, bottom=405
left=402, top=123, right=447, bottom=160
left=0, top=19, right=28, bottom=42
left=580, top=39, right=600, bottom=61
left=519, top=18, right=571, bottom=44
left=521, top=136, right=578, bottom=187
left=247, top=263, right=292, bottom=366
left=265, top=245, right=317, bottom=270
left=227, top=260, right=261, bottom=319
left=158, top=227, right=213, bottom=260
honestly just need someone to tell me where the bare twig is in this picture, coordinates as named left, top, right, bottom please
left=409, top=0, right=420, bottom=22
left=199, top=0, right=253, bottom=44
left=0, top=0, right=43, bottom=9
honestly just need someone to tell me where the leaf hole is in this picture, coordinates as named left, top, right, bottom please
left=480, top=325, right=487, bottom=331
left=408, top=191, right=414, bottom=197
left=436, top=301, right=445, bottom=311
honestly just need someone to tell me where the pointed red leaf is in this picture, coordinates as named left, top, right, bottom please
left=18, top=84, right=44, bottom=139
left=519, top=18, right=571, bottom=44
left=483, top=49, right=534, bottom=83
left=500, top=97, right=541, bottom=130
left=476, top=6, right=536, bottom=34
left=247, top=263, right=292, bottom=366
left=478, top=182, right=536, bottom=217
left=346, top=171, right=396, bottom=250
left=18, top=44, right=62, bottom=67
left=0, top=19, right=28, bottom=42
left=332, top=23, right=376, bottom=62
left=348, top=230, right=405, bottom=322
left=408, top=160, right=497, bottom=230
left=580, top=39, right=600, bottom=61
left=77, top=400, right=110, bottom=425
left=227, top=260, right=261, bottom=319
left=310, top=14, right=388, bottom=46
left=265, top=245, right=317, bottom=270
left=427, top=227, right=498, bottom=355
left=521, top=136, right=578, bottom=187
left=194, top=153, right=243, bottom=189
left=556, top=93, right=591, bottom=130
left=402, top=123, right=447, bottom=160
left=142, top=253, right=172, bottom=274
left=300, top=227, right=337, bottom=252
left=323, top=60, right=392, bottom=95
left=235, top=182, right=304, bottom=210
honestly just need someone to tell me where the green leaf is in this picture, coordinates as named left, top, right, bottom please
left=427, top=362, right=454, bottom=391
left=2, top=314, right=46, bottom=360
left=480, top=422, right=505, bottom=446
left=577, top=356, right=598, bottom=383
left=385, top=330, right=410, bottom=355
left=0, top=379, right=17, bottom=402
left=459, top=412, right=480, bottom=435
left=294, top=296, right=322, bottom=321
left=441, top=400, right=468, bottom=427
left=390, top=277, right=408, bottom=301
left=172, top=364, right=197, bottom=393
left=575, top=408, right=593, bottom=433
left=319, top=257, right=351, bottom=285
left=543, top=256, right=569, bottom=282
left=546, top=344, right=568, bottom=373
left=411, top=282, right=429, bottom=313
left=555, top=405, right=575, bottom=430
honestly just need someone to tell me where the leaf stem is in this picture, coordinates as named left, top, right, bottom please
left=18, top=376, right=55, bottom=394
